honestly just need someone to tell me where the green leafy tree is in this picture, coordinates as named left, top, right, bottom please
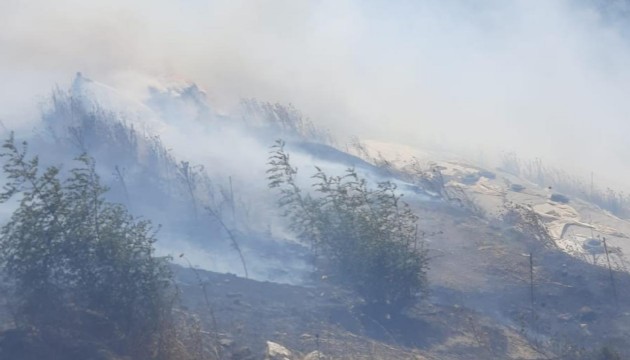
left=0, top=134, right=174, bottom=358
left=267, top=140, right=429, bottom=313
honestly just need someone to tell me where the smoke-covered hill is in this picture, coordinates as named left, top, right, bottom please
left=2, top=74, right=630, bottom=359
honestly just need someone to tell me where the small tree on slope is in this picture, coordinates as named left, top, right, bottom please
left=267, top=140, right=429, bottom=314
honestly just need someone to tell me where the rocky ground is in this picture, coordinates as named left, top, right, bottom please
left=172, top=198, right=630, bottom=359
left=2, top=213, right=629, bottom=360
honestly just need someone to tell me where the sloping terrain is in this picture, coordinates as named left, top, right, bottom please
left=170, top=187, right=630, bottom=358
left=171, top=200, right=630, bottom=359
left=1, top=76, right=630, bottom=359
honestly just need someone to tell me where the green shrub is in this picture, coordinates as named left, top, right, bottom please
left=0, top=134, right=174, bottom=358
left=267, top=140, right=428, bottom=312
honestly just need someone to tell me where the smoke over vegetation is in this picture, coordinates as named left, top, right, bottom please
left=2, top=0, right=630, bottom=187
left=6, top=3, right=630, bottom=359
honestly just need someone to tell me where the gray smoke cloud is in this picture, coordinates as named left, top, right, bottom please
left=2, top=0, right=630, bottom=188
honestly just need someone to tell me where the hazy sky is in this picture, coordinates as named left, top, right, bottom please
left=2, top=0, right=630, bottom=187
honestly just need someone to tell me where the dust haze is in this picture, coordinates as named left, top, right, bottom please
left=2, top=0, right=630, bottom=188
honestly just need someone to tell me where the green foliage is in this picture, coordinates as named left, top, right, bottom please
left=267, top=140, right=429, bottom=311
left=0, top=134, right=174, bottom=357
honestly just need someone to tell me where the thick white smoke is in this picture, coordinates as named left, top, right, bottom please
left=2, top=0, right=630, bottom=187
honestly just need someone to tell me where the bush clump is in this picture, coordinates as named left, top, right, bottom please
left=267, top=140, right=429, bottom=313
left=0, top=134, right=178, bottom=359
